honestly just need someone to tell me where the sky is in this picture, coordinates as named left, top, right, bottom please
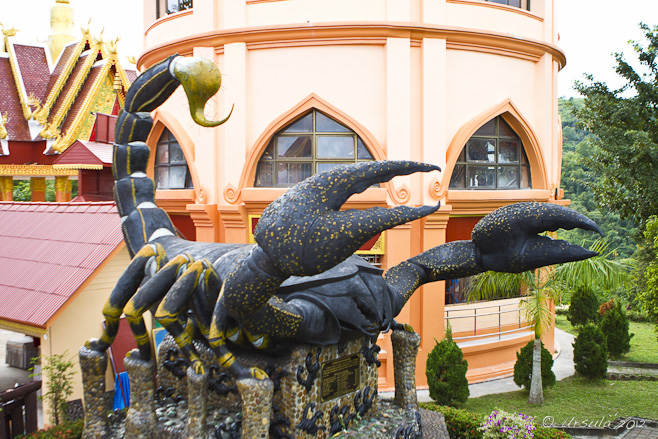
left=1, top=0, right=657, bottom=98
left=555, top=0, right=658, bottom=97
left=0, top=0, right=144, bottom=67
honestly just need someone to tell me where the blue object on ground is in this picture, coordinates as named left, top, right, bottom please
left=113, top=372, right=130, bottom=409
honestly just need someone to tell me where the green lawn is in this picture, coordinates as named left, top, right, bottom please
left=461, top=377, right=658, bottom=422
left=554, top=314, right=658, bottom=363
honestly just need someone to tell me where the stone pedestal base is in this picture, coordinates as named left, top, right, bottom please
left=391, top=329, right=421, bottom=409
left=79, top=346, right=110, bottom=439
left=185, top=367, right=209, bottom=439
left=80, top=333, right=426, bottom=438
left=124, top=353, right=156, bottom=439
left=237, top=378, right=273, bottom=439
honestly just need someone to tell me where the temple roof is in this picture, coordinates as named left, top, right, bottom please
left=0, top=30, right=135, bottom=157
left=53, top=139, right=113, bottom=169
left=0, top=201, right=122, bottom=331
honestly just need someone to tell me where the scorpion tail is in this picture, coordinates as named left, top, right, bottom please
left=113, top=141, right=177, bottom=257
left=113, top=55, right=231, bottom=256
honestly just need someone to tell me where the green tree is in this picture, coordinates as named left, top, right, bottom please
left=468, top=241, right=628, bottom=404
left=426, top=324, right=469, bottom=406
left=598, top=301, right=633, bottom=357
left=573, top=323, right=608, bottom=379
left=513, top=339, right=555, bottom=390
left=469, top=269, right=555, bottom=405
left=33, top=352, right=76, bottom=426
left=559, top=98, right=638, bottom=259
left=567, top=286, right=599, bottom=327
left=638, top=216, right=658, bottom=338
left=571, top=24, right=658, bottom=226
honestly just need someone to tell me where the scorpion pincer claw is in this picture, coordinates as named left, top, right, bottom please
left=472, top=202, right=603, bottom=273
left=254, top=160, right=441, bottom=276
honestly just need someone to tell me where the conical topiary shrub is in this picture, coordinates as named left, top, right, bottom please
left=598, top=300, right=633, bottom=358
left=426, top=324, right=469, bottom=406
left=567, top=287, right=599, bottom=326
left=513, top=339, right=556, bottom=389
left=573, top=323, right=608, bottom=379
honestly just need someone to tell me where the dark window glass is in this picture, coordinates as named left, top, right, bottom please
left=484, top=0, right=525, bottom=9
left=154, top=128, right=193, bottom=189
left=449, top=116, right=531, bottom=190
left=254, top=109, right=376, bottom=187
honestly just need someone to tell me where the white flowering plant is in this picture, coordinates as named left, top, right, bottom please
left=479, top=409, right=536, bottom=439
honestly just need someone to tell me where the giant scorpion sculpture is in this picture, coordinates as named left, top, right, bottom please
left=85, top=55, right=600, bottom=430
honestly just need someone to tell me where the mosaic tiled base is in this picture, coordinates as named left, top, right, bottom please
left=80, top=329, right=422, bottom=438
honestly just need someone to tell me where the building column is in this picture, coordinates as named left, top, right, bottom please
left=30, top=177, right=46, bottom=202
left=0, top=176, right=13, bottom=201
left=55, top=176, right=69, bottom=202
left=414, top=205, right=452, bottom=388
left=187, top=204, right=219, bottom=242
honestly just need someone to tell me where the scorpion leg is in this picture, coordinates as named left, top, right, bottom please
left=121, top=253, right=193, bottom=361
left=86, top=242, right=167, bottom=353
left=154, top=259, right=219, bottom=375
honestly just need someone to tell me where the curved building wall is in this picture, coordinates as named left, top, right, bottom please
left=139, top=0, right=564, bottom=389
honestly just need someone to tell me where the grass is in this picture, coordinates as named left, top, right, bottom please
left=461, top=376, right=658, bottom=422
left=554, top=314, right=658, bottom=363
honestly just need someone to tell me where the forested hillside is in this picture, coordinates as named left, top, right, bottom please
left=558, top=97, right=637, bottom=258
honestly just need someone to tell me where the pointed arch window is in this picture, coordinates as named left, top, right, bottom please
left=154, top=128, right=193, bottom=189
left=254, top=109, right=375, bottom=187
left=449, top=116, right=531, bottom=190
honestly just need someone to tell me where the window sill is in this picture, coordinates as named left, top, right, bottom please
left=155, top=189, right=196, bottom=213
left=240, top=186, right=388, bottom=206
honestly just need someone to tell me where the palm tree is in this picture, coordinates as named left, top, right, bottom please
left=467, top=238, right=628, bottom=405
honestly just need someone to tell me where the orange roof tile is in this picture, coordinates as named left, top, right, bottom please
left=0, top=201, right=123, bottom=328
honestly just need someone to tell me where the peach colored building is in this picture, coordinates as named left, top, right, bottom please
left=138, top=0, right=565, bottom=389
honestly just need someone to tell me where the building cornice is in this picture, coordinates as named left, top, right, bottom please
left=139, top=22, right=566, bottom=70
left=0, top=164, right=78, bottom=176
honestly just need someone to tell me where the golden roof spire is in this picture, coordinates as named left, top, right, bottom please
left=48, top=0, right=76, bottom=61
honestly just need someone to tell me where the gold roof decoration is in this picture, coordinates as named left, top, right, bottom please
left=28, top=94, right=44, bottom=115
left=1, top=23, right=18, bottom=38
left=40, top=123, right=60, bottom=140
left=2, top=24, right=32, bottom=121
left=52, top=55, right=118, bottom=153
left=105, top=37, right=119, bottom=56
left=0, top=114, right=8, bottom=140
left=80, top=18, right=92, bottom=39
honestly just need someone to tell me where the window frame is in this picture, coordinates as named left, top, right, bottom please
left=154, top=129, right=194, bottom=190
left=254, top=109, right=375, bottom=188
left=449, top=116, right=532, bottom=190
left=484, top=0, right=530, bottom=10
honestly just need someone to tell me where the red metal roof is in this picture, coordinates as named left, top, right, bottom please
left=0, top=202, right=123, bottom=328
left=53, top=140, right=113, bottom=166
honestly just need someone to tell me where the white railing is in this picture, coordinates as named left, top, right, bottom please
left=444, top=297, right=533, bottom=342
